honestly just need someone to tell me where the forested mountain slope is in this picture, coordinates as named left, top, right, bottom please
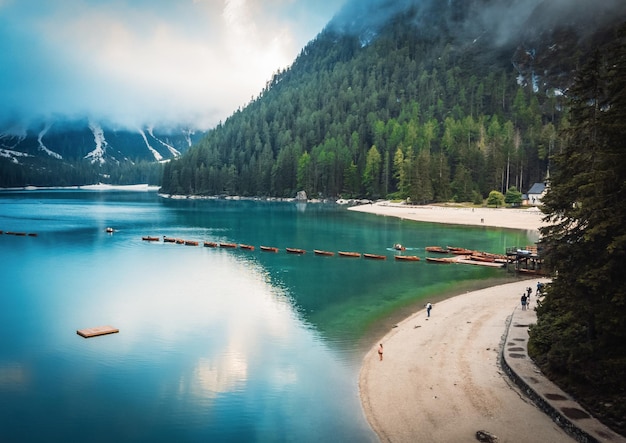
left=160, top=0, right=626, bottom=201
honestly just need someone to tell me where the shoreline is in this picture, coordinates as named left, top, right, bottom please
left=348, top=201, right=548, bottom=234
left=0, top=183, right=159, bottom=192
left=358, top=279, right=573, bottom=442
left=356, top=202, right=573, bottom=442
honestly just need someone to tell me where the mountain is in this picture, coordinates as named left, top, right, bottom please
left=160, top=0, right=626, bottom=200
left=0, top=119, right=204, bottom=187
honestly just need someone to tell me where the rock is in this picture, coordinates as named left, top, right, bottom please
left=476, top=430, right=499, bottom=442
left=295, top=190, right=307, bottom=201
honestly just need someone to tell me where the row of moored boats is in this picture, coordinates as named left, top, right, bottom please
left=138, top=236, right=505, bottom=265
left=423, top=246, right=508, bottom=265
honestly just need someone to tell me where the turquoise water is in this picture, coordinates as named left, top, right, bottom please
left=0, top=190, right=532, bottom=442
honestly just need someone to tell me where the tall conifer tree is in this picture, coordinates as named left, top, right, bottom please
left=530, top=25, right=626, bottom=433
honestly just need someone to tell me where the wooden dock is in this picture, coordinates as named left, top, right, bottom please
left=77, top=325, right=119, bottom=338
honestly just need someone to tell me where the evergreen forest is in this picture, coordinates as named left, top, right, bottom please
left=0, top=158, right=163, bottom=188
left=160, top=2, right=581, bottom=201
left=529, top=24, right=626, bottom=435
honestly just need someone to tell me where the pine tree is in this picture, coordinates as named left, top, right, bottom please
left=529, top=25, right=626, bottom=433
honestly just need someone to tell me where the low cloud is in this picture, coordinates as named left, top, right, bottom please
left=0, top=0, right=344, bottom=131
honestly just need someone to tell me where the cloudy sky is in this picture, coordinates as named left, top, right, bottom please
left=0, top=0, right=345, bottom=131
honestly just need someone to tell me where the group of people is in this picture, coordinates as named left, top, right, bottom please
left=520, top=288, right=531, bottom=310
left=521, top=283, right=544, bottom=310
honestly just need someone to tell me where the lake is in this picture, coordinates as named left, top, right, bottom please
left=0, top=190, right=533, bottom=442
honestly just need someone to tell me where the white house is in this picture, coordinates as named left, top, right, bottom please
left=527, top=182, right=547, bottom=206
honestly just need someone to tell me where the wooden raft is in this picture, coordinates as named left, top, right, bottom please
left=77, top=325, right=119, bottom=338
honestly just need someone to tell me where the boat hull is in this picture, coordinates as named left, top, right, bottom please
left=395, top=255, right=420, bottom=261
left=338, top=251, right=361, bottom=258
left=363, top=253, right=387, bottom=260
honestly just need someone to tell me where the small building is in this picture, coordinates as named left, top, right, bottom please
left=527, top=182, right=547, bottom=206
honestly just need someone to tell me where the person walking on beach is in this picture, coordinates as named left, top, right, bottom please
left=426, top=302, right=432, bottom=317
left=521, top=293, right=528, bottom=310
left=378, top=343, right=383, bottom=361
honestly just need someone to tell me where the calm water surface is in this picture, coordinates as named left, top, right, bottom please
left=0, top=190, right=533, bottom=442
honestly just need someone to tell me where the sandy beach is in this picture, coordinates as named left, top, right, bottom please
left=348, top=202, right=548, bottom=233
left=357, top=202, right=573, bottom=442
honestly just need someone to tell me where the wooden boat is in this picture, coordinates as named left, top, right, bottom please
left=395, top=255, right=420, bottom=261
left=447, top=246, right=475, bottom=255
left=163, top=236, right=176, bottom=243
left=239, top=244, right=255, bottom=250
left=142, top=236, right=160, bottom=242
left=175, top=239, right=185, bottom=244
left=27, top=233, right=38, bottom=237
left=314, top=250, right=335, bottom=256
left=338, top=251, right=361, bottom=258
left=184, top=240, right=199, bottom=246
left=470, top=254, right=495, bottom=263
left=286, top=247, right=306, bottom=254
left=393, top=243, right=406, bottom=251
left=479, top=252, right=508, bottom=261
left=203, top=241, right=217, bottom=247
left=425, top=246, right=449, bottom=253
left=260, top=245, right=279, bottom=252
left=219, top=242, right=237, bottom=248
left=426, top=257, right=455, bottom=264
left=363, top=253, right=387, bottom=260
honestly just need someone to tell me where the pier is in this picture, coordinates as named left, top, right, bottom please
left=506, top=245, right=545, bottom=275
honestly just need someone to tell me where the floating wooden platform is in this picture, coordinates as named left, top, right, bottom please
left=77, top=325, right=119, bottom=338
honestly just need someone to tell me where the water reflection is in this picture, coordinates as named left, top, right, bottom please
left=190, top=353, right=248, bottom=398
left=0, top=363, right=28, bottom=390
left=0, top=191, right=531, bottom=442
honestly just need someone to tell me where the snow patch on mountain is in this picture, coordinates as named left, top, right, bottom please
left=0, top=131, right=25, bottom=150
left=37, top=123, right=62, bottom=159
left=85, top=122, right=108, bottom=164
left=0, top=147, right=30, bottom=164
left=139, top=129, right=163, bottom=161
left=148, top=128, right=181, bottom=158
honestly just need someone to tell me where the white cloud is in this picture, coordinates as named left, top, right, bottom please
left=0, top=0, right=344, bottom=130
